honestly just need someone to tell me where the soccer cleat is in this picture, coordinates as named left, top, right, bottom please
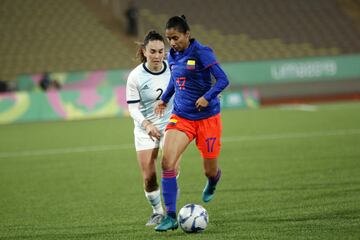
left=154, top=215, right=178, bottom=232
left=145, top=213, right=164, bottom=226
left=202, top=181, right=216, bottom=203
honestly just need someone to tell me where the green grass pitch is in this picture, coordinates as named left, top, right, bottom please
left=1, top=102, right=360, bottom=239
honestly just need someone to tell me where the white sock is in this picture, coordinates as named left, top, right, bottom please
left=145, top=189, right=164, bottom=215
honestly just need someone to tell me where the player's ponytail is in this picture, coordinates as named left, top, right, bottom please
left=136, top=30, right=165, bottom=63
left=165, top=15, right=190, bottom=33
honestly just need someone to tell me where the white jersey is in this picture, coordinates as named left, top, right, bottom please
left=126, top=61, right=173, bottom=130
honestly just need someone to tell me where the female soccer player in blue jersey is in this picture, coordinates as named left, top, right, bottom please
left=126, top=30, right=173, bottom=226
left=154, top=15, right=229, bottom=231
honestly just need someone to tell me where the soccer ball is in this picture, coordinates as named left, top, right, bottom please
left=178, top=203, right=209, bottom=233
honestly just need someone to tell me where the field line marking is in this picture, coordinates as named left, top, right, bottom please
left=1, top=129, right=359, bottom=159
left=222, top=129, right=360, bottom=142
left=279, top=104, right=318, bottom=112
left=0, top=144, right=133, bottom=158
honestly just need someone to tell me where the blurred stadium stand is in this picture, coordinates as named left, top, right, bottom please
left=136, top=0, right=360, bottom=62
left=0, top=0, right=136, bottom=81
left=132, top=0, right=360, bottom=103
left=1, top=0, right=360, bottom=103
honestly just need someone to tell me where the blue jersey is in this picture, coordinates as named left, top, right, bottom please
left=161, top=39, right=229, bottom=120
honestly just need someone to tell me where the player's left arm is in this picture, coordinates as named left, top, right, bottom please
left=195, top=64, right=229, bottom=109
left=196, top=47, right=229, bottom=109
left=203, top=64, right=229, bottom=102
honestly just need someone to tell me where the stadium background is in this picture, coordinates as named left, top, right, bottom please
left=1, top=0, right=360, bottom=123
left=0, top=1, right=360, bottom=239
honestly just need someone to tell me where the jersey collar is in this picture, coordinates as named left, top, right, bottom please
left=142, top=61, right=167, bottom=75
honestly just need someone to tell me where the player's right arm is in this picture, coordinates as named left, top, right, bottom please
left=126, top=73, right=161, bottom=141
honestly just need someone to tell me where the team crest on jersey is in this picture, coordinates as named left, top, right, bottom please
left=186, top=59, right=196, bottom=70
left=169, top=118, right=178, bottom=125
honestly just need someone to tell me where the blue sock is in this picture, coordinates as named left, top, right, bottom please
left=208, top=168, right=222, bottom=187
left=162, top=169, right=178, bottom=218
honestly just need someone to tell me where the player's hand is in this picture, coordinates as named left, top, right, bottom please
left=195, top=96, right=209, bottom=111
left=145, top=123, right=161, bottom=141
left=155, top=100, right=167, bottom=117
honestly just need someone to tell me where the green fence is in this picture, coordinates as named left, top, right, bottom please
left=222, top=54, right=360, bottom=85
left=16, top=70, right=130, bottom=91
left=0, top=87, right=258, bottom=124
left=15, top=54, right=360, bottom=91
left=0, top=87, right=127, bottom=124
left=4, top=54, right=360, bottom=124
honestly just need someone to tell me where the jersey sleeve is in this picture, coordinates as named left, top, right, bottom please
left=203, top=64, right=230, bottom=101
left=126, top=72, right=140, bottom=103
left=161, top=74, right=175, bottom=103
left=126, top=71, right=146, bottom=125
left=198, top=46, right=218, bottom=69
left=198, top=46, right=229, bottom=101
left=128, top=102, right=145, bottom=126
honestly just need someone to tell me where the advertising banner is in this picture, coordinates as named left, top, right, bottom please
left=0, top=87, right=127, bottom=124
left=0, top=88, right=259, bottom=124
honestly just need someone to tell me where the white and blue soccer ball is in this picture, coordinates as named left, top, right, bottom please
left=178, top=203, right=209, bottom=233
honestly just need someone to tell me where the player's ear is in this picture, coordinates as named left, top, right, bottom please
left=141, top=47, right=147, bottom=57
left=185, top=31, right=190, bottom=39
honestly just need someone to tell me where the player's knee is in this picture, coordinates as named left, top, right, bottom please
left=161, top=156, right=176, bottom=170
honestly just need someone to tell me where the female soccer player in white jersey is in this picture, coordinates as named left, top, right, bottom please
left=126, top=30, right=174, bottom=226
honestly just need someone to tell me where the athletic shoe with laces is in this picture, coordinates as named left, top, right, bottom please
left=202, top=181, right=216, bottom=203
left=145, top=213, right=164, bottom=226
left=154, top=215, right=178, bottom=232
